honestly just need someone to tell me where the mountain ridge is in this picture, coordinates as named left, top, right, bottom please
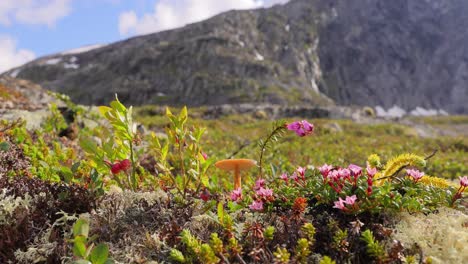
left=2, top=0, right=467, bottom=113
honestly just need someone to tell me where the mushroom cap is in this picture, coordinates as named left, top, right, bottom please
left=215, top=159, right=257, bottom=171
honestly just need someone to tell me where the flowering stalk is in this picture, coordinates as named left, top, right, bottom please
left=451, top=176, right=468, bottom=206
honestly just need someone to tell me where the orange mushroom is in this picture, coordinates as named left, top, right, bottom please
left=215, top=159, right=257, bottom=189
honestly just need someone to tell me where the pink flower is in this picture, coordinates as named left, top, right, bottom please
left=296, top=166, right=306, bottom=178
left=344, top=195, right=357, bottom=205
left=328, top=170, right=340, bottom=181
left=256, top=187, right=273, bottom=198
left=348, top=164, right=362, bottom=177
left=460, top=176, right=468, bottom=187
left=286, top=121, right=301, bottom=131
left=406, top=169, right=424, bottom=182
left=338, top=168, right=351, bottom=179
left=302, top=120, right=314, bottom=133
left=249, top=200, right=264, bottom=211
left=202, top=152, right=208, bottom=160
left=333, top=198, right=345, bottom=210
left=366, top=165, right=377, bottom=178
left=319, top=164, right=333, bottom=178
left=280, top=173, right=289, bottom=182
left=230, top=188, right=242, bottom=201
left=254, top=179, right=266, bottom=190
left=287, top=120, right=314, bottom=137
left=290, top=172, right=299, bottom=182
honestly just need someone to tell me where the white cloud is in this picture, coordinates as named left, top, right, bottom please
left=0, top=35, right=36, bottom=74
left=119, top=0, right=290, bottom=36
left=0, top=0, right=72, bottom=27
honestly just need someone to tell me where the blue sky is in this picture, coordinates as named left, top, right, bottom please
left=0, top=0, right=289, bottom=73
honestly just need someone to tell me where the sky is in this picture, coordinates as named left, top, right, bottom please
left=0, top=0, right=289, bottom=73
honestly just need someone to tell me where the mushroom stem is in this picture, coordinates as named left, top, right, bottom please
left=234, top=164, right=241, bottom=189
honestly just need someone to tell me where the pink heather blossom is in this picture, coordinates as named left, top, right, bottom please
left=328, top=170, right=340, bottom=181
left=344, top=195, right=357, bottom=205
left=366, top=165, right=377, bottom=178
left=280, top=173, right=289, bottom=182
left=286, top=121, right=301, bottom=131
left=230, top=188, right=242, bottom=201
left=338, top=168, right=351, bottom=179
left=406, top=169, right=424, bottom=182
left=202, top=152, right=208, bottom=160
left=249, top=200, right=264, bottom=211
left=290, top=172, right=299, bottom=182
left=348, top=164, right=362, bottom=177
left=254, top=179, right=266, bottom=190
left=319, top=164, right=333, bottom=178
left=256, top=187, right=273, bottom=198
left=296, top=166, right=306, bottom=178
left=287, top=120, right=314, bottom=137
left=333, top=198, right=346, bottom=210
left=460, top=176, right=468, bottom=187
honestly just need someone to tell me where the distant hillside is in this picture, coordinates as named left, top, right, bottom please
left=2, top=0, right=468, bottom=113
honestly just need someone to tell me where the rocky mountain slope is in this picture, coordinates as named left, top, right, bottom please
left=2, top=0, right=468, bottom=113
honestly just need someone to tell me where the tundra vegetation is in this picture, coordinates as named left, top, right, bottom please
left=0, top=95, right=467, bottom=263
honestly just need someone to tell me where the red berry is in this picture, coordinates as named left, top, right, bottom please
left=111, top=163, right=122, bottom=174
left=120, top=159, right=131, bottom=171
left=200, top=189, right=210, bottom=201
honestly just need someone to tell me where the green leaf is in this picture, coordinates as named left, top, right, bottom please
left=217, top=202, right=224, bottom=225
left=73, top=260, right=92, bottom=264
left=166, top=107, right=173, bottom=117
left=0, top=141, right=10, bottom=151
left=179, top=106, right=188, bottom=125
left=98, top=106, right=112, bottom=116
left=73, top=219, right=89, bottom=238
left=73, top=236, right=87, bottom=258
left=71, top=162, right=81, bottom=173
left=90, top=243, right=109, bottom=264
left=110, top=100, right=127, bottom=114
left=80, top=137, right=98, bottom=154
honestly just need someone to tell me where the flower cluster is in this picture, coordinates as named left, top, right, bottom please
left=406, top=169, right=424, bottom=183
left=333, top=195, right=358, bottom=211
left=452, top=176, right=468, bottom=205
left=286, top=120, right=314, bottom=137
left=281, top=167, right=308, bottom=185
left=459, top=176, right=467, bottom=188
left=230, top=187, right=242, bottom=202
left=249, top=179, right=275, bottom=211
left=291, top=166, right=306, bottom=182
left=366, top=165, right=377, bottom=195
left=319, top=164, right=364, bottom=193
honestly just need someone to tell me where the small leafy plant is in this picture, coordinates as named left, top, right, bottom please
left=70, top=218, right=113, bottom=264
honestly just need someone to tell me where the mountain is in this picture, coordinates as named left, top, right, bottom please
left=2, top=0, right=468, bottom=113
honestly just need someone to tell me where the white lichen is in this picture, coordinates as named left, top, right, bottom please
left=393, top=207, right=468, bottom=263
